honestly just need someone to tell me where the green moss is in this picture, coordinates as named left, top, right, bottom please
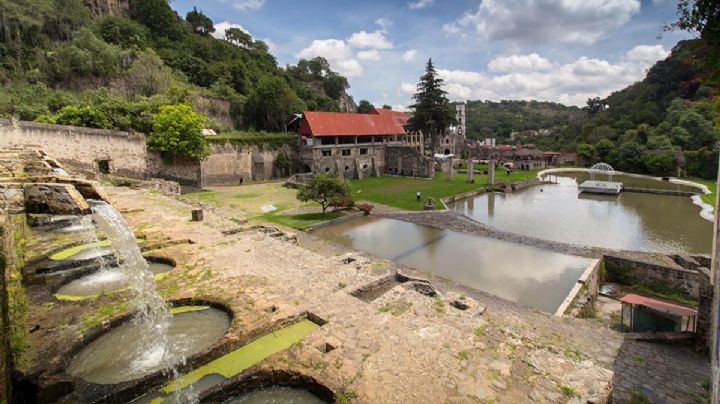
left=336, top=390, right=358, bottom=404
left=255, top=210, right=343, bottom=231
left=49, top=240, right=111, bottom=260
left=168, top=306, right=209, bottom=315
left=456, top=350, right=469, bottom=360
left=159, top=319, right=320, bottom=395
left=80, top=302, right=129, bottom=334
left=560, top=385, right=579, bottom=399
left=8, top=216, right=29, bottom=368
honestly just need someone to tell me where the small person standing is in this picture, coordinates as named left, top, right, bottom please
left=416, top=191, right=421, bottom=201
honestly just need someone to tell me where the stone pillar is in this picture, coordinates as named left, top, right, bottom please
left=397, top=156, right=402, bottom=176
left=488, top=160, right=496, bottom=185
left=711, top=154, right=720, bottom=404
left=466, top=160, right=474, bottom=183
left=447, top=158, right=453, bottom=181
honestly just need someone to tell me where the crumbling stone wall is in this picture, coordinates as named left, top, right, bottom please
left=145, top=153, right=201, bottom=187
left=385, top=145, right=435, bottom=178
left=556, top=259, right=602, bottom=318
left=604, top=254, right=701, bottom=299
left=201, top=143, right=296, bottom=185
left=0, top=119, right=147, bottom=179
left=301, top=145, right=384, bottom=180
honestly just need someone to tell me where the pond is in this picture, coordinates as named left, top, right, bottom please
left=313, top=217, right=592, bottom=313
left=451, top=173, right=712, bottom=254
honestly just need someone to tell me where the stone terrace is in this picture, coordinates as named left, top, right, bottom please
left=91, top=185, right=624, bottom=402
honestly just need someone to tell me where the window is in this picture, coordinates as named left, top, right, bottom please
left=321, top=149, right=331, bottom=157
left=97, top=160, right=110, bottom=174
left=345, top=165, right=350, bottom=171
left=342, top=149, right=351, bottom=156
left=362, top=164, right=368, bottom=169
left=324, top=167, right=330, bottom=172
left=360, top=148, right=368, bottom=155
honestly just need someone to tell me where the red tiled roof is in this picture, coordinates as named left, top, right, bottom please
left=621, top=294, right=697, bottom=317
left=370, top=108, right=410, bottom=127
left=300, top=110, right=408, bottom=137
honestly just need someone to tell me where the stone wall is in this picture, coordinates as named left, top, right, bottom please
left=192, top=96, right=235, bottom=131
left=301, top=144, right=385, bottom=180
left=146, top=153, right=201, bottom=187
left=604, top=254, right=702, bottom=299
left=201, top=143, right=295, bottom=185
left=556, top=259, right=602, bottom=317
left=385, top=145, right=435, bottom=178
left=0, top=119, right=147, bottom=179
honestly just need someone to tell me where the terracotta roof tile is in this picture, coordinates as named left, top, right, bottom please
left=300, top=111, right=408, bottom=137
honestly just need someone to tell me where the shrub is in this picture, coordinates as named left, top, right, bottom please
left=358, top=203, right=374, bottom=215
left=146, top=104, right=209, bottom=160
left=297, top=173, right=353, bottom=214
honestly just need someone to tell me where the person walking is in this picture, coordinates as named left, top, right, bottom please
left=416, top=191, right=421, bottom=201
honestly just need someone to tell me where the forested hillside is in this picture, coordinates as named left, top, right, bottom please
left=463, top=100, right=584, bottom=143
left=0, top=0, right=352, bottom=134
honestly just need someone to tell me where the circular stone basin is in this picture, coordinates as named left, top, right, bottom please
left=50, top=241, right=113, bottom=261
left=68, top=306, right=230, bottom=385
left=55, top=260, right=173, bottom=298
left=224, top=386, right=327, bottom=404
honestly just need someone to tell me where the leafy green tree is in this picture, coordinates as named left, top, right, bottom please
left=323, top=72, right=349, bottom=99
left=125, top=49, right=175, bottom=96
left=595, top=139, right=615, bottom=162
left=186, top=7, right=214, bottom=36
left=244, top=75, right=306, bottom=131
left=584, top=97, right=608, bottom=115
left=615, top=141, right=646, bottom=172
left=382, top=104, right=392, bottom=110
left=357, top=100, right=374, bottom=114
left=36, top=105, right=112, bottom=129
left=642, top=152, right=676, bottom=175
left=576, top=143, right=596, bottom=164
left=97, top=16, right=149, bottom=48
left=668, top=0, right=720, bottom=46
left=147, top=104, right=209, bottom=160
left=129, top=0, right=184, bottom=39
left=297, top=173, right=353, bottom=214
left=225, top=27, right=252, bottom=48
left=43, top=28, right=124, bottom=80
left=407, top=58, right=456, bottom=153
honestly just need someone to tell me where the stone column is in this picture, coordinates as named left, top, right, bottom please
left=711, top=153, right=720, bottom=404
left=488, top=160, right=496, bottom=185
left=447, top=158, right=453, bottom=181
left=466, top=159, right=474, bottom=183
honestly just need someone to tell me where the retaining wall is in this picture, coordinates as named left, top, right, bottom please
left=604, top=254, right=701, bottom=299
left=201, top=142, right=295, bottom=185
left=555, top=259, right=602, bottom=317
left=0, top=119, right=147, bottom=178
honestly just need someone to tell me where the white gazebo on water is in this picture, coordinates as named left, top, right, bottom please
left=578, top=162, right=624, bottom=194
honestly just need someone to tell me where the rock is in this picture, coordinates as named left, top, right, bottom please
left=489, top=360, right=512, bottom=376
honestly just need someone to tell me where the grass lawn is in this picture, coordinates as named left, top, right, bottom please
left=686, top=178, right=717, bottom=206
left=256, top=211, right=344, bottom=231
left=349, top=168, right=541, bottom=211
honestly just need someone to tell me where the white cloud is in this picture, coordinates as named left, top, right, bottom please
left=444, top=0, right=641, bottom=45
left=398, top=82, right=416, bottom=95
left=375, top=18, right=393, bottom=32
left=434, top=45, right=669, bottom=106
left=347, top=30, right=394, bottom=49
left=211, top=22, right=251, bottom=40
left=402, top=49, right=418, bottom=62
left=408, top=0, right=434, bottom=10
left=357, top=49, right=381, bottom=61
left=488, top=53, right=555, bottom=72
left=297, top=39, right=363, bottom=78
left=230, top=0, right=266, bottom=10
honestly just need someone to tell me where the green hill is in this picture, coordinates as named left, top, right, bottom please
left=0, top=0, right=353, bottom=133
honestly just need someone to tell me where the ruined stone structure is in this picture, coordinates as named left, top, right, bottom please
left=434, top=103, right=466, bottom=156
left=0, top=119, right=293, bottom=187
left=83, top=0, right=129, bottom=17
left=385, top=145, right=435, bottom=178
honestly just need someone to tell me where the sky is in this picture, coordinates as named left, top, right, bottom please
left=169, top=0, right=695, bottom=110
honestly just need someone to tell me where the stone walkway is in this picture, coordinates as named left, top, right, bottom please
left=612, top=339, right=710, bottom=403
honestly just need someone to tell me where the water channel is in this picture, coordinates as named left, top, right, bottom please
left=451, top=173, right=712, bottom=254
left=314, top=217, right=591, bottom=312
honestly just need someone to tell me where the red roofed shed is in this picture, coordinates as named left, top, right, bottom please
left=299, top=111, right=408, bottom=138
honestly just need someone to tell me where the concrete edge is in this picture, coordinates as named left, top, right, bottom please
left=554, top=258, right=601, bottom=317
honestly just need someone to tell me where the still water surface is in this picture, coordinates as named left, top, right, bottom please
left=314, top=217, right=591, bottom=312
left=451, top=173, right=712, bottom=254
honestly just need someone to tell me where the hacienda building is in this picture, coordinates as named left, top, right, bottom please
left=297, top=108, right=434, bottom=179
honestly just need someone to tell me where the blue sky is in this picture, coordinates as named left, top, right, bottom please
left=169, top=0, right=694, bottom=108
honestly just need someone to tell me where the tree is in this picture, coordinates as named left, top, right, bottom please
left=584, top=97, right=608, bottom=115
left=36, top=105, right=112, bottom=129
left=576, top=143, right=596, bottom=164
left=129, top=0, right=184, bottom=39
left=297, top=173, right=353, bottom=214
left=357, top=100, right=374, bottom=114
left=595, top=139, right=615, bottom=162
left=244, top=75, right=306, bottom=131
left=615, top=141, right=646, bottom=172
left=407, top=58, right=456, bottom=154
left=668, top=0, right=720, bottom=44
left=186, top=7, right=214, bottom=35
left=146, top=104, right=209, bottom=160
left=98, top=16, right=149, bottom=49
left=225, top=27, right=252, bottom=48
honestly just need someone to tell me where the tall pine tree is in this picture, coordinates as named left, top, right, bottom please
left=408, top=58, right=456, bottom=155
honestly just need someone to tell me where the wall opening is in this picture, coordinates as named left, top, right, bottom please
left=97, top=160, right=110, bottom=174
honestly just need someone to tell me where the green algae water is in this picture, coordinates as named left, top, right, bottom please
left=68, top=307, right=230, bottom=385
left=141, top=319, right=320, bottom=403
left=50, top=240, right=112, bottom=260
left=55, top=261, right=173, bottom=300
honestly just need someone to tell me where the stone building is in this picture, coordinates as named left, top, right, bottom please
left=297, top=108, right=433, bottom=179
left=433, top=103, right=466, bottom=156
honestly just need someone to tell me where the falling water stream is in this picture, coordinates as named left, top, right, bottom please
left=69, top=200, right=194, bottom=399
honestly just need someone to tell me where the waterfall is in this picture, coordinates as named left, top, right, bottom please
left=88, top=200, right=189, bottom=388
